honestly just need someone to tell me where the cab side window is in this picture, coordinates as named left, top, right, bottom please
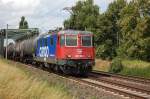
left=60, top=35, right=65, bottom=46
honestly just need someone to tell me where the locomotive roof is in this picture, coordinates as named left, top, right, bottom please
left=59, top=30, right=93, bottom=35
left=39, top=30, right=93, bottom=38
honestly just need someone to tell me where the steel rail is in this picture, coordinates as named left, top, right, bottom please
left=89, top=73, right=150, bottom=94
left=92, top=70, right=150, bottom=84
left=77, top=78, right=149, bottom=99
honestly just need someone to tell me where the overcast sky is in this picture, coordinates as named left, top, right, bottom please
left=0, top=0, right=114, bottom=32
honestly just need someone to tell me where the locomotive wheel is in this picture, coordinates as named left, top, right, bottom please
left=76, top=66, right=92, bottom=77
left=54, top=65, right=59, bottom=72
left=61, top=66, right=71, bottom=75
left=56, top=65, right=63, bottom=73
left=48, top=64, right=53, bottom=70
left=40, top=63, right=45, bottom=70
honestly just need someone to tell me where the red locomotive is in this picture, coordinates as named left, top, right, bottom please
left=56, top=30, right=95, bottom=75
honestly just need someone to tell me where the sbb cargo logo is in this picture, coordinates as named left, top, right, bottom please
left=39, top=46, right=49, bottom=57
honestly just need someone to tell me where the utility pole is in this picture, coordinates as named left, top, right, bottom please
left=5, top=24, right=8, bottom=60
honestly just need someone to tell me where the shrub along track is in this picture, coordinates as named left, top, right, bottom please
left=9, top=60, right=150, bottom=99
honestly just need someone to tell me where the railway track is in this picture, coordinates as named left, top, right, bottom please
left=92, top=70, right=150, bottom=85
left=77, top=78, right=150, bottom=99
left=84, top=70, right=150, bottom=99
left=47, top=68, right=150, bottom=98
left=13, top=61, right=150, bottom=99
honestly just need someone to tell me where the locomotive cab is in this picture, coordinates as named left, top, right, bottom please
left=58, top=33, right=94, bottom=59
left=56, top=30, right=95, bottom=75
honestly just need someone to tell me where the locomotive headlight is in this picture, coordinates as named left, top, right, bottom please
left=67, top=55, right=72, bottom=58
left=88, top=55, right=91, bottom=58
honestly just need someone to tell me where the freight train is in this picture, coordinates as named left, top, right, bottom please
left=7, top=30, right=95, bottom=76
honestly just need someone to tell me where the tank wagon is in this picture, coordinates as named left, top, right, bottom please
left=7, top=30, right=95, bottom=76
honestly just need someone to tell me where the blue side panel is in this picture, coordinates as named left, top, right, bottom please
left=35, top=34, right=57, bottom=61
left=36, top=38, right=44, bottom=57
left=47, top=34, right=57, bottom=59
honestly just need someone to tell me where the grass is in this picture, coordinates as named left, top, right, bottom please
left=122, top=59, right=150, bottom=68
left=95, top=59, right=150, bottom=78
left=120, top=59, right=150, bottom=78
left=93, top=59, right=111, bottom=72
left=0, top=59, right=72, bottom=99
left=120, top=66, right=150, bottom=78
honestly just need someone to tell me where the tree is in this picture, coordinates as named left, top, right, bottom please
left=19, top=16, right=29, bottom=29
left=118, top=0, right=150, bottom=61
left=96, top=0, right=127, bottom=59
left=64, top=0, right=99, bottom=31
left=64, top=0, right=150, bottom=61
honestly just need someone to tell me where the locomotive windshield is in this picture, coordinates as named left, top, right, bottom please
left=81, top=35, right=92, bottom=46
left=66, top=35, right=77, bottom=46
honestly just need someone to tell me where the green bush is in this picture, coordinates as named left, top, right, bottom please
left=109, top=58, right=123, bottom=73
left=96, top=43, right=116, bottom=60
